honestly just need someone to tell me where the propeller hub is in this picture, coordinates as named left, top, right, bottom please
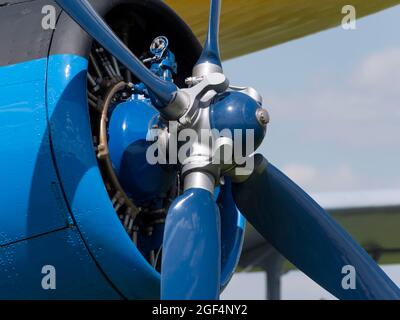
left=169, top=76, right=268, bottom=192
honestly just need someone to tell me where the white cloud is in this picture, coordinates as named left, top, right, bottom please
left=266, top=47, right=400, bottom=149
left=281, top=163, right=317, bottom=186
left=255, top=46, right=400, bottom=193
left=353, top=47, right=400, bottom=89
left=281, top=163, right=359, bottom=193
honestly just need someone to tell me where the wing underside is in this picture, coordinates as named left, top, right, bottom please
left=166, top=0, right=400, bottom=60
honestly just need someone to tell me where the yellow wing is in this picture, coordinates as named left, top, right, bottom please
left=166, top=0, right=400, bottom=60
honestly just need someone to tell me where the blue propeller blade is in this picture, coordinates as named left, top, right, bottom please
left=217, top=178, right=245, bottom=288
left=56, top=0, right=178, bottom=106
left=161, top=188, right=221, bottom=300
left=232, top=154, right=400, bottom=300
left=195, top=0, right=222, bottom=69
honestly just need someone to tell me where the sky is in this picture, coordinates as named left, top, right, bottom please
left=224, top=5, right=400, bottom=194
left=221, top=5, right=400, bottom=299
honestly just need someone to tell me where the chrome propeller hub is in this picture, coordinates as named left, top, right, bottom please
left=155, top=70, right=269, bottom=193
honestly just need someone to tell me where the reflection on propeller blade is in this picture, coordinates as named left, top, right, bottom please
left=161, top=188, right=221, bottom=300
left=56, top=0, right=177, bottom=106
left=194, top=0, right=222, bottom=71
left=217, top=178, right=245, bottom=288
left=232, top=154, right=400, bottom=300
